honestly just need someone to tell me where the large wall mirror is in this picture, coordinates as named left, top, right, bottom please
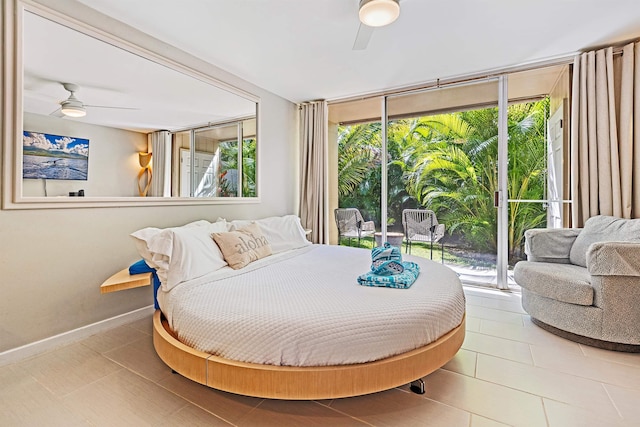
left=6, top=4, right=259, bottom=208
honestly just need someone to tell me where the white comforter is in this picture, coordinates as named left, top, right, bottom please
left=158, top=244, right=465, bottom=367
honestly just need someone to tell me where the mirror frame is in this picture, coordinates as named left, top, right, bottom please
left=2, top=0, right=261, bottom=209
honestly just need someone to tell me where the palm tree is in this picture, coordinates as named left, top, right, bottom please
left=337, top=123, right=380, bottom=198
left=401, top=101, right=548, bottom=260
left=337, top=100, right=549, bottom=263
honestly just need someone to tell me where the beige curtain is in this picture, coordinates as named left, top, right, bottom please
left=299, top=100, right=329, bottom=244
left=571, top=42, right=640, bottom=226
left=149, top=130, right=172, bottom=197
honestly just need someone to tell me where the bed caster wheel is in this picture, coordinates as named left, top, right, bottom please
left=409, top=379, right=425, bottom=394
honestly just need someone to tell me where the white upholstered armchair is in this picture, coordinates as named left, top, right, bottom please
left=514, top=215, right=640, bottom=351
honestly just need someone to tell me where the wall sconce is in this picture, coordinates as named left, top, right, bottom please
left=137, top=152, right=152, bottom=196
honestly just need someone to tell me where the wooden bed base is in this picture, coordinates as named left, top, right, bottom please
left=152, top=310, right=465, bottom=400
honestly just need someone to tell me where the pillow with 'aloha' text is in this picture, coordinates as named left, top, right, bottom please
left=211, top=223, right=272, bottom=269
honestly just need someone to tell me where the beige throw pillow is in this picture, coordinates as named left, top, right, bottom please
left=211, top=223, right=272, bottom=269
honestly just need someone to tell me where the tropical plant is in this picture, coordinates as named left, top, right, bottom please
left=218, top=138, right=256, bottom=197
left=337, top=99, right=549, bottom=263
left=337, top=124, right=380, bottom=197
left=401, top=101, right=548, bottom=261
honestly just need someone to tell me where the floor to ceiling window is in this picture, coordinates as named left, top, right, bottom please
left=329, top=63, right=570, bottom=289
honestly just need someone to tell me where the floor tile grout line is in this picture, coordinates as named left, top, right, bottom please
left=583, top=355, right=640, bottom=370
left=79, top=327, right=151, bottom=356
left=463, top=329, right=538, bottom=359
left=140, top=361, right=241, bottom=426
left=577, top=346, right=640, bottom=370
left=541, top=395, right=627, bottom=424
left=473, top=353, right=625, bottom=418
left=540, top=398, right=551, bottom=427
left=473, top=345, right=479, bottom=378
left=600, top=382, right=625, bottom=419
left=417, top=391, right=481, bottom=423
left=424, top=368, right=548, bottom=424
left=390, top=384, right=482, bottom=426
left=481, top=357, right=638, bottom=421
left=476, top=349, right=632, bottom=392
left=464, top=294, right=526, bottom=312
left=466, top=326, right=582, bottom=354
left=15, top=366, right=104, bottom=427
left=310, top=400, right=376, bottom=427
left=529, top=346, right=640, bottom=388
left=25, top=358, right=126, bottom=400
left=464, top=307, right=526, bottom=317
left=464, top=302, right=528, bottom=316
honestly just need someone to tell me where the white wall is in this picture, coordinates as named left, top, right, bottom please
left=22, top=112, right=147, bottom=197
left=0, top=1, right=299, bottom=353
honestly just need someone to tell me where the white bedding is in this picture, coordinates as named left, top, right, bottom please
left=158, top=244, right=465, bottom=367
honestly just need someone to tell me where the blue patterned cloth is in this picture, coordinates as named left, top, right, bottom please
left=370, top=242, right=404, bottom=275
left=358, top=242, right=420, bottom=289
left=371, top=242, right=402, bottom=262
left=358, top=261, right=420, bottom=289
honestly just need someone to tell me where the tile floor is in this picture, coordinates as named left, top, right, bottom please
left=2, top=285, right=640, bottom=426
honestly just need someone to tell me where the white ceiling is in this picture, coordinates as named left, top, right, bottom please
left=23, top=11, right=257, bottom=133
left=74, top=0, right=640, bottom=103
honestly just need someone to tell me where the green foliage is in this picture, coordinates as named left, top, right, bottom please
left=337, top=99, right=550, bottom=263
left=218, top=138, right=256, bottom=197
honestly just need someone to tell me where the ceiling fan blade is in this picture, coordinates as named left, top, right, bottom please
left=85, top=104, right=140, bottom=110
left=352, top=23, right=374, bottom=50
left=49, top=107, right=65, bottom=118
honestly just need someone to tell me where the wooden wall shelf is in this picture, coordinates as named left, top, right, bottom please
left=101, top=268, right=151, bottom=294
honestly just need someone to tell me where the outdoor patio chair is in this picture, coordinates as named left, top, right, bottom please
left=334, top=208, right=375, bottom=247
left=402, top=209, right=445, bottom=262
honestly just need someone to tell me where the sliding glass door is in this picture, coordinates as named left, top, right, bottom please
left=384, top=78, right=504, bottom=286
left=332, top=65, right=570, bottom=289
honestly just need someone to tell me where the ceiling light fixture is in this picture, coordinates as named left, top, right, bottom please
left=60, top=99, right=87, bottom=118
left=358, top=0, right=400, bottom=27
left=60, top=84, right=87, bottom=117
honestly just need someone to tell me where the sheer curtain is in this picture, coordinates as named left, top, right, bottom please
left=299, top=100, right=329, bottom=244
left=149, top=130, right=172, bottom=197
left=571, top=41, right=640, bottom=226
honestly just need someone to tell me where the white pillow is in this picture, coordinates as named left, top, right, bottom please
left=229, top=215, right=311, bottom=254
left=130, top=219, right=226, bottom=268
left=130, top=227, right=162, bottom=267
left=148, top=221, right=229, bottom=290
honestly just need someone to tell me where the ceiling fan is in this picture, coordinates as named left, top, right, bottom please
left=352, top=0, right=401, bottom=50
left=50, top=82, right=138, bottom=118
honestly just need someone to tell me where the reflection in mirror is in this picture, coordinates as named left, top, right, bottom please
left=21, top=9, right=258, bottom=201
left=171, top=119, right=256, bottom=198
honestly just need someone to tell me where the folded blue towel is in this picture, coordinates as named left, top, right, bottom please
left=129, top=259, right=161, bottom=309
left=129, top=259, right=153, bottom=275
left=358, top=261, right=420, bottom=289
left=358, top=242, right=420, bottom=288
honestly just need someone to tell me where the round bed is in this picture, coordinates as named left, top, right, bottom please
left=153, top=310, right=465, bottom=400
left=152, top=244, right=465, bottom=400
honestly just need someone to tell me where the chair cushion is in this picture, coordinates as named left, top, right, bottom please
left=514, top=261, right=594, bottom=306
left=569, top=216, right=640, bottom=268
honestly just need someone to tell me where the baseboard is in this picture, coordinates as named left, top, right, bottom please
left=0, top=305, right=155, bottom=366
